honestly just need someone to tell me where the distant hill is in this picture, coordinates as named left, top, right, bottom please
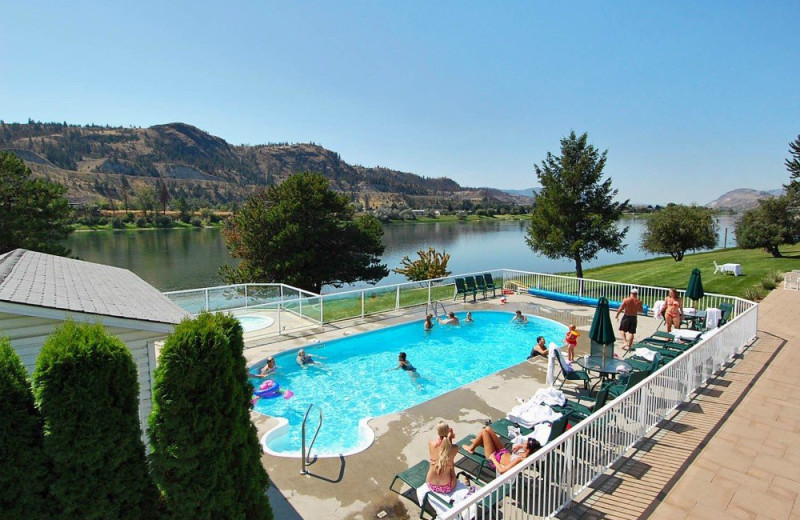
left=0, top=121, right=531, bottom=209
left=500, top=188, right=538, bottom=198
left=706, top=188, right=784, bottom=211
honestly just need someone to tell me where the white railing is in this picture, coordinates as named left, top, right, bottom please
left=443, top=297, right=758, bottom=519
left=164, top=269, right=746, bottom=330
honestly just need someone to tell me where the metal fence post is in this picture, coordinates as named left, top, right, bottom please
left=245, top=284, right=248, bottom=308
left=396, top=286, right=400, bottom=310
left=204, top=289, right=209, bottom=312
left=428, top=281, right=431, bottom=305
left=361, top=291, right=365, bottom=318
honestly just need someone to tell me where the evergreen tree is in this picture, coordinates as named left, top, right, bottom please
left=148, top=313, right=272, bottom=520
left=33, top=322, right=156, bottom=520
left=784, top=134, right=800, bottom=201
left=640, top=204, right=719, bottom=261
left=0, top=337, right=50, bottom=520
left=0, top=151, right=73, bottom=255
left=525, top=131, right=629, bottom=278
left=221, top=172, right=388, bottom=293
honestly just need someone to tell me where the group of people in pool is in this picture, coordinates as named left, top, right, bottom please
left=425, top=420, right=541, bottom=493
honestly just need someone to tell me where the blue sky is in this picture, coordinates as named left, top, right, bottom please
left=1, top=1, right=798, bottom=204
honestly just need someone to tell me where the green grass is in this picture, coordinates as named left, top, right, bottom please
left=387, top=214, right=529, bottom=224
left=320, top=284, right=455, bottom=322
left=582, top=246, right=800, bottom=298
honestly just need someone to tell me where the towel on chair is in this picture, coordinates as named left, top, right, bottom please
left=416, top=480, right=479, bottom=520
left=507, top=402, right=563, bottom=428
left=530, top=387, right=566, bottom=407
left=633, top=348, right=657, bottom=362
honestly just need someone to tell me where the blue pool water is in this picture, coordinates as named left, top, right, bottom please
left=252, top=310, right=567, bottom=457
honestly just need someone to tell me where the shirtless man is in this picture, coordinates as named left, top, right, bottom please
left=615, top=288, right=644, bottom=350
left=438, top=312, right=460, bottom=325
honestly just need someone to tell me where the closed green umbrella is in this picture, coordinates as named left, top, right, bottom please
left=686, top=268, right=705, bottom=303
left=589, top=297, right=616, bottom=345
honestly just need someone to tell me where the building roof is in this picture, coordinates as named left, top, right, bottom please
left=0, top=249, right=188, bottom=325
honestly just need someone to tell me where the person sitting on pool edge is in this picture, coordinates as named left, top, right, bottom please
left=424, top=314, right=434, bottom=331
left=527, top=336, right=548, bottom=359
left=438, top=312, right=459, bottom=325
left=296, top=349, right=325, bottom=368
left=426, top=421, right=458, bottom=494
left=510, top=310, right=528, bottom=324
left=256, top=356, right=278, bottom=377
left=461, top=426, right=540, bottom=474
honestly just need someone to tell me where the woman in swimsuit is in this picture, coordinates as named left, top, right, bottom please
left=461, top=426, right=539, bottom=474
left=664, top=288, right=684, bottom=333
left=256, top=357, right=277, bottom=377
left=426, top=422, right=458, bottom=494
left=390, top=352, right=422, bottom=389
left=424, top=314, right=434, bottom=331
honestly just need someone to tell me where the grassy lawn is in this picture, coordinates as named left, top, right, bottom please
left=320, top=284, right=454, bottom=322
left=582, top=246, right=800, bottom=298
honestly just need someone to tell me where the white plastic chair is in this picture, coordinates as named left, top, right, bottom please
left=713, top=261, right=724, bottom=275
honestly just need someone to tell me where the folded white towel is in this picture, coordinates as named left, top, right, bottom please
left=633, top=348, right=657, bottom=362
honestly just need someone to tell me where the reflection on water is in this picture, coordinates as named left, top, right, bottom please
left=64, top=216, right=737, bottom=293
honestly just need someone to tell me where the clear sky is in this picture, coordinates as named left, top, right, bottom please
left=1, top=1, right=798, bottom=205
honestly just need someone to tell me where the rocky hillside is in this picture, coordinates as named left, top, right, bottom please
left=0, top=121, right=530, bottom=208
left=706, top=188, right=784, bottom=211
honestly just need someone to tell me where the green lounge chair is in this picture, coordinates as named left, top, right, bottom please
left=718, top=302, right=734, bottom=327
left=603, top=369, right=650, bottom=399
left=553, top=348, right=592, bottom=390
left=474, top=274, right=491, bottom=299
left=482, top=273, right=498, bottom=297
left=464, top=276, right=484, bottom=300
left=625, top=352, right=663, bottom=373
left=453, top=278, right=475, bottom=303
left=551, top=387, right=610, bottom=420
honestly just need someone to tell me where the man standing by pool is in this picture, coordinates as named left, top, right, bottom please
left=616, top=288, right=643, bottom=350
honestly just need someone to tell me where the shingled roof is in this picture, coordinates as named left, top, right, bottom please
left=0, top=249, right=188, bottom=325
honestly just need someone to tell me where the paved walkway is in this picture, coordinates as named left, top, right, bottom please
left=561, top=286, right=800, bottom=520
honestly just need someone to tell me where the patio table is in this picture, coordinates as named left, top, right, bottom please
left=576, top=355, right=632, bottom=391
left=721, top=263, right=742, bottom=276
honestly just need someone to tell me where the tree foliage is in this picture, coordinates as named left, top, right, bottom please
left=221, top=171, right=388, bottom=293
left=0, top=151, right=73, bottom=256
left=32, top=322, right=156, bottom=520
left=148, top=313, right=272, bottom=520
left=735, top=195, right=799, bottom=257
left=525, top=131, right=629, bottom=278
left=0, top=337, right=50, bottom=519
left=640, top=204, right=719, bottom=261
left=393, top=247, right=452, bottom=281
left=784, top=134, right=800, bottom=195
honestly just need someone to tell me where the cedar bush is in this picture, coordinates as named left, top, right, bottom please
left=0, top=337, right=50, bottom=519
left=148, top=313, right=272, bottom=520
left=33, top=322, right=156, bottom=520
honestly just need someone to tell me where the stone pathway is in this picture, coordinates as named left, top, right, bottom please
left=559, top=286, right=800, bottom=520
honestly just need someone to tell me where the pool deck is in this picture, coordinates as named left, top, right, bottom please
left=243, top=293, right=663, bottom=519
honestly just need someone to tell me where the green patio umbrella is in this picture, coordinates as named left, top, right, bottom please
left=589, top=297, right=616, bottom=360
left=686, top=268, right=705, bottom=303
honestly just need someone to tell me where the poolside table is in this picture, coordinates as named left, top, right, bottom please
left=576, top=355, right=632, bottom=391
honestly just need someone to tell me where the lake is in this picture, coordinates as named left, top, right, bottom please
left=65, top=216, right=738, bottom=293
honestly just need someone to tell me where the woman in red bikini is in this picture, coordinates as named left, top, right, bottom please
left=426, top=422, right=458, bottom=494
left=461, top=426, right=539, bottom=474
left=664, top=288, right=684, bottom=333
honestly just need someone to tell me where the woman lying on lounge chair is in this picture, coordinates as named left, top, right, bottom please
left=426, top=422, right=459, bottom=494
left=461, top=426, right=540, bottom=474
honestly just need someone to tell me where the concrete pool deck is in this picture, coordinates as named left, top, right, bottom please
left=243, top=294, right=663, bottom=519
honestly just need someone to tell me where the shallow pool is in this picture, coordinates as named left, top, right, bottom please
left=252, top=310, right=566, bottom=457
left=236, top=315, right=275, bottom=333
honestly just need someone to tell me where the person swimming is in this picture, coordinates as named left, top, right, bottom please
left=296, top=349, right=326, bottom=369
left=424, top=314, right=434, bottom=331
left=438, top=312, right=459, bottom=325
left=511, top=310, right=528, bottom=324
left=389, top=352, right=421, bottom=388
left=256, top=356, right=278, bottom=377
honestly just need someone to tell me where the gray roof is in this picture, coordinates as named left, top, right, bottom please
left=0, top=249, right=188, bottom=325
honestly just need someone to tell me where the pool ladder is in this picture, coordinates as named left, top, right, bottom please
left=427, top=300, right=448, bottom=319
left=300, top=404, right=323, bottom=475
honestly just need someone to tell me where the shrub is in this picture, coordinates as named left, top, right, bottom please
left=760, top=277, right=777, bottom=291
left=33, top=322, right=156, bottom=519
left=768, top=270, right=785, bottom=283
left=190, top=216, right=203, bottom=227
left=111, top=217, right=125, bottom=229
left=154, top=214, right=174, bottom=228
left=399, top=209, right=416, bottom=221
left=0, top=338, right=50, bottom=519
left=149, top=314, right=272, bottom=519
left=456, top=211, right=468, bottom=220
left=742, top=286, right=766, bottom=301
left=123, top=212, right=135, bottom=223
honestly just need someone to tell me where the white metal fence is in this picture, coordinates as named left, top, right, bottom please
left=164, top=269, right=746, bottom=329
left=442, top=296, right=758, bottom=519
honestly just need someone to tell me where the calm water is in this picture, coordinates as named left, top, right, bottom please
left=65, top=216, right=737, bottom=292
left=255, top=311, right=567, bottom=456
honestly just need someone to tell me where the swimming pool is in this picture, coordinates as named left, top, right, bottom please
left=253, top=310, right=567, bottom=457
